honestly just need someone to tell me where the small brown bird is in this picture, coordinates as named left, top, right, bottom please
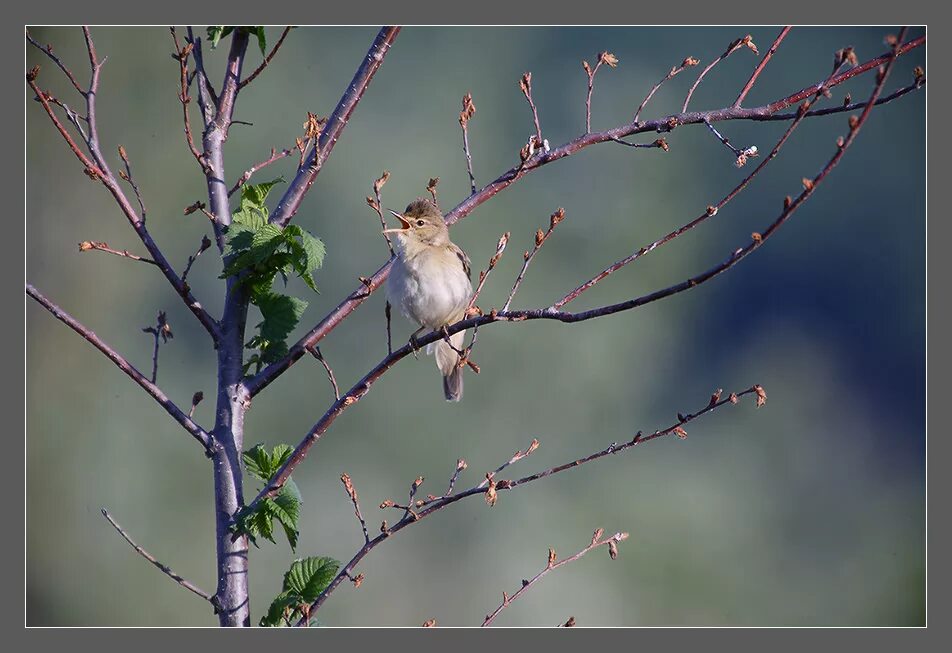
left=384, top=198, right=473, bottom=401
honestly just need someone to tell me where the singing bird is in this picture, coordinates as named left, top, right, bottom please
left=384, top=198, right=473, bottom=402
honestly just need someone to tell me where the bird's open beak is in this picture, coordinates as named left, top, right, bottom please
left=382, top=210, right=412, bottom=234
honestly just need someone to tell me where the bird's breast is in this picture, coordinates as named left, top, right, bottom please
left=388, top=248, right=472, bottom=329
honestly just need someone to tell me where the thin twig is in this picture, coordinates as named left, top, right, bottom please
left=243, top=35, right=925, bottom=398
left=502, top=208, right=565, bottom=312
left=270, top=27, right=401, bottom=228
left=367, top=171, right=393, bottom=254
left=456, top=232, right=510, bottom=369
left=26, top=29, right=85, bottom=94
left=734, top=26, right=792, bottom=107
left=239, top=26, right=292, bottom=90
left=477, top=438, right=540, bottom=489
left=188, top=391, right=204, bottom=419
left=101, top=508, right=214, bottom=604
left=26, top=285, right=216, bottom=454
left=633, top=56, right=699, bottom=123
left=170, top=28, right=208, bottom=172
left=340, top=473, right=370, bottom=544
left=27, top=32, right=221, bottom=340
left=77, top=241, right=157, bottom=266
left=459, top=93, right=477, bottom=194
left=296, top=385, right=764, bottom=623
left=142, top=311, right=173, bottom=385
left=242, top=32, right=900, bottom=514
left=703, top=119, right=743, bottom=155
left=683, top=34, right=758, bottom=112
left=553, top=55, right=852, bottom=310
left=181, top=235, right=212, bottom=287
left=482, top=530, right=629, bottom=626
left=518, top=72, right=543, bottom=147
left=583, top=52, right=618, bottom=133
left=228, top=146, right=295, bottom=197
left=308, top=346, right=340, bottom=401
left=116, top=145, right=147, bottom=220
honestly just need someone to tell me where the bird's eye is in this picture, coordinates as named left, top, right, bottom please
left=416, top=220, right=425, bottom=227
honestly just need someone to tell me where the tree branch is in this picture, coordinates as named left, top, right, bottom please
left=101, top=508, right=216, bottom=605
left=241, top=31, right=904, bottom=517
left=298, top=385, right=764, bottom=623
left=238, top=26, right=292, bottom=90
left=482, top=530, right=629, bottom=626
left=734, top=26, right=792, bottom=107
left=26, top=284, right=216, bottom=454
left=26, top=29, right=221, bottom=341
left=242, top=35, right=924, bottom=398
left=270, top=26, right=401, bottom=228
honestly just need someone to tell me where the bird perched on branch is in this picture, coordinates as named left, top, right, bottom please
left=384, top=198, right=473, bottom=401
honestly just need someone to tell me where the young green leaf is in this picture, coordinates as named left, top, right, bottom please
left=260, top=591, right=299, bottom=627
left=241, top=177, right=285, bottom=207
left=283, top=556, right=341, bottom=603
left=272, top=480, right=302, bottom=551
left=207, top=26, right=234, bottom=48
left=253, top=26, right=268, bottom=56
left=257, top=293, right=308, bottom=344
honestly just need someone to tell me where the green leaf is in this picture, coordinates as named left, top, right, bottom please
left=241, top=177, right=285, bottom=208
left=257, top=293, right=308, bottom=344
left=231, top=201, right=269, bottom=230
left=272, top=480, right=301, bottom=551
left=254, top=26, right=268, bottom=56
left=207, top=26, right=234, bottom=48
left=283, top=556, right=341, bottom=603
left=260, top=591, right=298, bottom=627
left=242, top=444, right=272, bottom=481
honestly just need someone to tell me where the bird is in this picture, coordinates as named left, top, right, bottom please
left=384, top=198, right=473, bottom=401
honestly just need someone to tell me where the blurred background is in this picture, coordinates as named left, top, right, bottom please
left=26, top=26, right=925, bottom=626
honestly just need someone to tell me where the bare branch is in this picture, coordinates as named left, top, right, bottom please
left=340, top=473, right=370, bottom=544
left=142, top=311, right=174, bottom=384
left=170, top=28, right=208, bottom=173
left=482, top=530, right=629, bottom=626
left=583, top=52, right=618, bottom=133
left=101, top=508, right=215, bottom=605
left=270, top=27, right=401, bottom=228
left=241, top=32, right=902, bottom=516
left=181, top=235, right=212, bottom=287
left=734, top=26, right=792, bottom=107
left=26, top=284, right=216, bottom=454
left=228, top=146, right=295, bottom=197
left=683, top=34, right=758, bottom=112
left=27, top=31, right=221, bottom=340
left=459, top=93, right=477, bottom=193
left=518, top=72, right=543, bottom=146
left=297, top=385, right=764, bottom=623
left=366, top=171, right=393, bottom=254
left=239, top=26, right=293, bottom=90
left=241, top=34, right=924, bottom=398
left=308, top=346, right=340, bottom=401
left=502, top=208, right=565, bottom=311
left=633, top=56, right=698, bottom=124
left=77, top=240, right=157, bottom=266
left=26, top=29, right=85, bottom=94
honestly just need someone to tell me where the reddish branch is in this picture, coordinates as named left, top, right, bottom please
left=27, top=30, right=221, bottom=340
left=734, top=26, right=792, bottom=107
left=26, top=284, right=216, bottom=454
left=238, top=26, right=292, bottom=90
left=683, top=34, right=758, bottom=112
left=243, top=35, right=924, bottom=399
left=270, top=27, right=401, bottom=228
left=308, top=346, right=340, bottom=401
left=170, top=28, right=208, bottom=172
left=297, top=385, right=764, bottom=623
left=26, top=29, right=84, bottom=94
left=518, top=72, right=544, bottom=146
left=228, top=146, right=295, bottom=197
left=503, top=208, right=565, bottom=312
left=78, top=240, right=157, bottom=266
left=242, top=31, right=910, bottom=525
left=583, top=52, right=618, bottom=132
left=482, top=530, right=629, bottom=626
left=633, top=55, right=698, bottom=123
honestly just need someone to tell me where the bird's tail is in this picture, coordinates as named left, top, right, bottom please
left=432, top=329, right=465, bottom=402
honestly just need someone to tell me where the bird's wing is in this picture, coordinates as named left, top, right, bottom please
left=450, top=243, right=472, bottom=281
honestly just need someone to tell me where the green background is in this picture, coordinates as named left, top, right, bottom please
left=26, top=26, right=925, bottom=626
